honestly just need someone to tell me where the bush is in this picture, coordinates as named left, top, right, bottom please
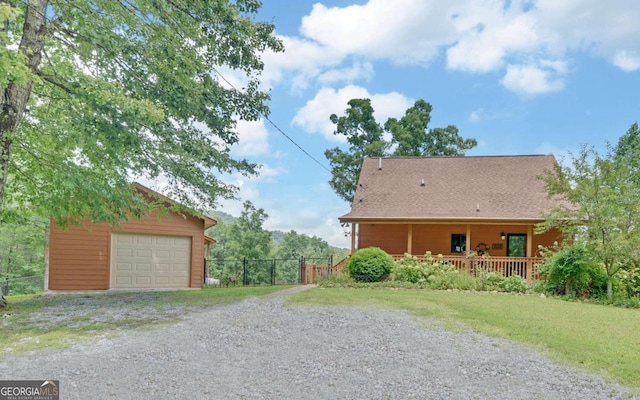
left=347, top=247, right=394, bottom=282
left=390, top=254, right=428, bottom=283
left=538, top=244, right=594, bottom=296
left=499, top=275, right=527, bottom=293
left=476, top=270, right=505, bottom=291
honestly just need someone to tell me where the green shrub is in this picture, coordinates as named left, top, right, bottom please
left=499, top=275, right=527, bottom=293
left=347, top=247, right=394, bottom=282
left=538, top=244, right=594, bottom=296
left=391, top=265, right=427, bottom=283
left=476, top=270, right=505, bottom=291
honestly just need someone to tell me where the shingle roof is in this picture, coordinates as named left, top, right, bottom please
left=339, top=155, right=566, bottom=222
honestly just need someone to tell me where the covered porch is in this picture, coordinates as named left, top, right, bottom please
left=342, top=220, right=561, bottom=284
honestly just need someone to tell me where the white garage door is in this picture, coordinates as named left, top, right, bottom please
left=111, top=233, right=192, bottom=288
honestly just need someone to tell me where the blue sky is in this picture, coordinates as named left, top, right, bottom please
left=207, top=0, right=640, bottom=248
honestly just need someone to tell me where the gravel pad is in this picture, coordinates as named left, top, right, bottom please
left=0, top=290, right=637, bottom=399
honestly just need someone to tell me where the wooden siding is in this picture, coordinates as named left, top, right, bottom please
left=49, top=209, right=205, bottom=290
left=356, top=223, right=563, bottom=257
left=358, top=224, right=408, bottom=255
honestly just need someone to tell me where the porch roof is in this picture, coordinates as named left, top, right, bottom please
left=339, top=155, right=571, bottom=222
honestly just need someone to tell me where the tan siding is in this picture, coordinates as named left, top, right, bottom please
left=49, top=208, right=206, bottom=290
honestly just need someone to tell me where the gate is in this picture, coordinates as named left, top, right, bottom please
left=204, top=256, right=334, bottom=286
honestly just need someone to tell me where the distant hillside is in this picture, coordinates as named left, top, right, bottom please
left=208, top=210, right=349, bottom=254
left=207, top=210, right=236, bottom=225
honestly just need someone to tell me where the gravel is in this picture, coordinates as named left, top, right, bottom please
left=1, top=287, right=637, bottom=399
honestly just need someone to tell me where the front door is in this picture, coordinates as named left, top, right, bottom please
left=506, top=234, right=527, bottom=277
left=507, top=234, right=526, bottom=257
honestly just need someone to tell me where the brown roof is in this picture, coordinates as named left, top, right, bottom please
left=339, top=155, right=566, bottom=222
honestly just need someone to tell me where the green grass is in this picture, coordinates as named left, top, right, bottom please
left=0, top=286, right=290, bottom=357
left=289, top=288, right=640, bottom=389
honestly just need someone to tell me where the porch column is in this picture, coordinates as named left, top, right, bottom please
left=407, top=224, right=413, bottom=255
left=350, top=223, right=356, bottom=254
left=526, top=224, right=533, bottom=284
left=465, top=224, right=471, bottom=274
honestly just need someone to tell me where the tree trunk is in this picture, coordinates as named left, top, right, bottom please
left=607, top=274, right=613, bottom=302
left=0, top=0, right=49, bottom=216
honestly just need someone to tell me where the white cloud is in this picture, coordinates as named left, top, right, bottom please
left=292, top=85, right=413, bottom=142
left=301, top=1, right=457, bottom=65
left=501, top=61, right=566, bottom=95
left=447, top=7, right=538, bottom=72
left=317, top=61, right=375, bottom=85
left=260, top=35, right=344, bottom=91
left=613, top=50, right=640, bottom=71
left=260, top=0, right=640, bottom=96
left=231, top=119, right=270, bottom=156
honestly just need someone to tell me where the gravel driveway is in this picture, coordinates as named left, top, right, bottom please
left=0, top=287, right=637, bottom=399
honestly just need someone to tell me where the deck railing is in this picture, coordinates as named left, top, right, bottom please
left=311, top=254, right=542, bottom=285
left=391, top=254, right=542, bottom=284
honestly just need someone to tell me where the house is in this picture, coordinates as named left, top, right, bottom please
left=46, top=183, right=216, bottom=291
left=338, top=155, right=567, bottom=282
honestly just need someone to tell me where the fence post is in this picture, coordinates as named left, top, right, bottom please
left=271, top=259, right=276, bottom=285
left=526, top=259, right=532, bottom=285
left=243, top=257, right=248, bottom=286
left=301, top=256, right=306, bottom=284
left=329, top=255, right=333, bottom=275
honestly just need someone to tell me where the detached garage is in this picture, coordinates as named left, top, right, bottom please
left=47, top=183, right=216, bottom=291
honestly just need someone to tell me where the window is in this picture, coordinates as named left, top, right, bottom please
left=451, top=234, right=466, bottom=253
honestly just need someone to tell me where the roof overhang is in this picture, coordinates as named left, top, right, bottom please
left=204, top=235, right=217, bottom=244
left=133, top=182, right=217, bottom=229
left=339, top=216, right=548, bottom=225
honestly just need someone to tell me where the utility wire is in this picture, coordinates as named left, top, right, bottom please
left=213, top=68, right=332, bottom=174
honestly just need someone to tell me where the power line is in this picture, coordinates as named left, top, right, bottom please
left=213, top=69, right=332, bottom=174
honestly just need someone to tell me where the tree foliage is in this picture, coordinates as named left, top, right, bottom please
left=538, top=123, right=640, bottom=301
left=211, top=201, right=272, bottom=261
left=325, top=98, right=477, bottom=202
left=0, top=214, right=47, bottom=278
left=0, top=0, right=283, bottom=224
left=272, top=230, right=348, bottom=261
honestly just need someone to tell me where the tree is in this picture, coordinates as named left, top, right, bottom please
left=216, top=201, right=272, bottom=261
left=386, top=100, right=477, bottom=156
left=538, top=125, right=640, bottom=301
left=325, top=98, right=477, bottom=202
left=0, top=0, right=283, bottom=224
left=324, top=99, right=387, bottom=203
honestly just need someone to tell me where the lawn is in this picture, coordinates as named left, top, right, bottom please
left=0, top=286, right=289, bottom=358
left=289, top=288, right=640, bottom=389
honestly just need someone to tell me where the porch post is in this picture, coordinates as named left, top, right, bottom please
left=350, top=223, right=356, bottom=254
left=465, top=224, right=471, bottom=274
left=407, top=224, right=413, bottom=255
left=526, top=224, right=533, bottom=284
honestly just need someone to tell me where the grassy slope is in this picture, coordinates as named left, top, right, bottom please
left=289, top=288, right=640, bottom=389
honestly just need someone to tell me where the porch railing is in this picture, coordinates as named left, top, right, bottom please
left=391, top=254, right=542, bottom=284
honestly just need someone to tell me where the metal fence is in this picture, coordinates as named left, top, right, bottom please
left=1, top=275, right=45, bottom=296
left=205, top=256, right=334, bottom=286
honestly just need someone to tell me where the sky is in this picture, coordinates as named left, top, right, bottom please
left=203, top=0, right=640, bottom=248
